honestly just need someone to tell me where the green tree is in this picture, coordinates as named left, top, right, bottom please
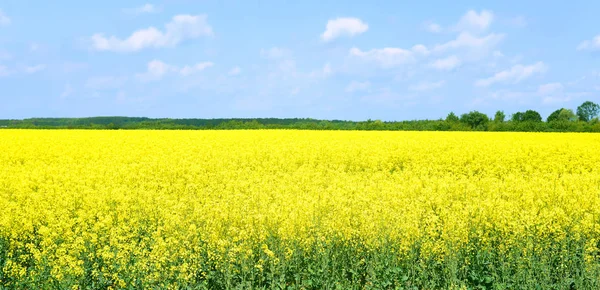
left=446, top=112, right=459, bottom=123
left=557, top=108, right=577, bottom=122
left=511, top=112, right=524, bottom=122
left=576, top=101, right=600, bottom=122
left=369, top=119, right=385, bottom=130
left=511, top=110, right=542, bottom=122
left=493, top=111, right=505, bottom=123
left=522, top=110, right=542, bottom=122
left=547, top=109, right=563, bottom=122
left=460, top=111, right=489, bottom=129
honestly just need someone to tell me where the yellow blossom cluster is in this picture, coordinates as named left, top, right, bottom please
left=1, top=130, right=599, bottom=288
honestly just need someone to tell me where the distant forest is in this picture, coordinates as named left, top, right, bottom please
left=2, top=101, right=600, bottom=132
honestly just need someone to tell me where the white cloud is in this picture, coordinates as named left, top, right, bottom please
left=345, top=81, right=371, bottom=93
left=29, top=43, right=40, bottom=52
left=409, top=80, right=445, bottom=91
left=492, top=50, right=504, bottom=58
left=136, top=60, right=175, bottom=81
left=140, top=4, right=157, bottom=13
left=228, top=66, right=242, bottom=76
left=349, top=47, right=415, bottom=68
left=538, top=82, right=563, bottom=95
left=577, top=35, right=600, bottom=51
left=122, top=4, right=159, bottom=14
left=23, top=64, right=46, bottom=74
left=475, top=62, right=547, bottom=86
left=308, top=63, right=333, bottom=79
left=454, top=10, right=494, bottom=33
left=429, top=55, right=461, bottom=71
left=543, top=96, right=572, bottom=104
left=411, top=44, right=430, bottom=55
left=260, top=47, right=292, bottom=59
left=147, top=60, right=172, bottom=78
left=179, top=62, right=214, bottom=76
left=127, top=4, right=159, bottom=14
left=85, top=76, right=128, bottom=90
left=483, top=86, right=586, bottom=106
left=60, top=84, right=74, bottom=99
left=136, top=59, right=213, bottom=81
left=0, top=65, right=10, bottom=77
left=308, top=63, right=333, bottom=78
left=323, top=63, right=332, bottom=76
left=433, top=32, right=504, bottom=54
left=278, top=59, right=296, bottom=74
left=0, top=9, right=10, bottom=26
left=484, top=90, right=533, bottom=102
left=538, top=83, right=571, bottom=104
left=91, top=14, right=213, bottom=52
left=425, top=22, right=442, bottom=33
left=321, top=17, right=368, bottom=42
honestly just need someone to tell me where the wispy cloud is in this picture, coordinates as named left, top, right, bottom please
left=0, top=9, right=10, bottom=26
left=309, top=63, right=333, bottom=78
left=321, top=17, right=368, bottom=42
left=537, top=82, right=563, bottom=95
left=433, top=32, right=504, bottom=54
left=91, top=14, right=213, bottom=52
left=228, top=66, right=242, bottom=76
left=349, top=47, right=416, bottom=68
left=345, top=81, right=371, bottom=93
left=409, top=80, right=445, bottom=91
left=124, top=3, right=160, bottom=15
left=424, top=22, right=442, bottom=33
left=23, top=64, right=46, bottom=74
left=0, top=65, right=10, bottom=77
left=429, top=55, right=461, bottom=71
left=60, top=84, right=74, bottom=99
left=180, top=62, right=214, bottom=76
left=260, top=47, right=292, bottom=59
left=136, top=60, right=214, bottom=81
left=475, top=62, right=548, bottom=86
left=577, top=35, right=600, bottom=51
left=454, top=10, right=494, bottom=33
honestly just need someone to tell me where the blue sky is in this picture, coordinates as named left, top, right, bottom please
left=1, top=1, right=599, bottom=121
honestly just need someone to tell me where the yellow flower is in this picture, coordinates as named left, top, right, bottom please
left=1, top=130, right=599, bottom=287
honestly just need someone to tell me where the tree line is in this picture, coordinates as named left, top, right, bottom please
left=447, top=101, right=600, bottom=132
left=1, top=101, right=599, bottom=132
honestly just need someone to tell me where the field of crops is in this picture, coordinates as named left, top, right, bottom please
left=1, top=130, right=600, bottom=289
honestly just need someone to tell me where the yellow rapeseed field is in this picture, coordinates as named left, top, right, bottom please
left=1, top=129, right=600, bottom=289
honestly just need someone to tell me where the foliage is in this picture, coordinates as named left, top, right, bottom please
left=459, top=111, right=489, bottom=130
left=2, top=101, right=600, bottom=132
left=3, top=116, right=600, bottom=132
left=547, top=109, right=563, bottom=122
left=1, top=130, right=600, bottom=289
left=513, top=110, right=542, bottom=122
left=577, top=101, right=600, bottom=122
left=558, top=108, right=577, bottom=122
left=446, top=112, right=460, bottom=123
left=511, top=112, right=524, bottom=122
left=493, top=110, right=505, bottom=123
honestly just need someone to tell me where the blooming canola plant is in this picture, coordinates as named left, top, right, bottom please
left=1, top=130, right=599, bottom=288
